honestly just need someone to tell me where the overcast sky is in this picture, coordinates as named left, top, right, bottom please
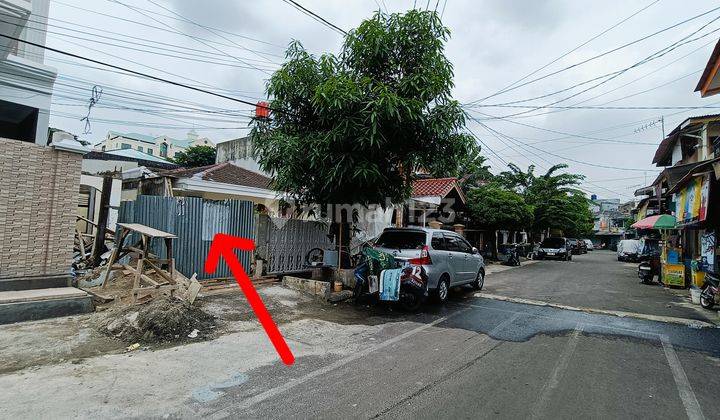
left=46, top=0, right=720, bottom=200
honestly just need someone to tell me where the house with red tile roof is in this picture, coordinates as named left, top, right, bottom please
left=399, top=177, right=468, bottom=228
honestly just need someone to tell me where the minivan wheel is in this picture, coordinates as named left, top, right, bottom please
left=472, top=269, right=485, bottom=291
left=434, top=276, right=450, bottom=303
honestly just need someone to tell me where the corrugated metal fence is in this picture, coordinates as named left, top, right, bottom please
left=117, top=196, right=255, bottom=279
left=255, top=215, right=333, bottom=274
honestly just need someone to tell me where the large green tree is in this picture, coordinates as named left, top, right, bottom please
left=172, top=145, right=216, bottom=168
left=466, top=184, right=533, bottom=231
left=496, top=163, right=591, bottom=236
left=455, top=143, right=493, bottom=188
left=251, top=10, right=473, bottom=207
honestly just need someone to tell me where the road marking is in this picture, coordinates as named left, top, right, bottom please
left=530, top=324, right=583, bottom=419
left=661, top=335, right=705, bottom=420
left=371, top=312, right=525, bottom=418
left=207, top=308, right=469, bottom=419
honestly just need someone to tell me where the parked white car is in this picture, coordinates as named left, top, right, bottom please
left=583, top=239, right=594, bottom=251
left=617, top=239, right=641, bottom=262
left=373, top=227, right=485, bottom=303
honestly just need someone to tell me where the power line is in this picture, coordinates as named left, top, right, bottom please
left=53, top=0, right=285, bottom=49
left=465, top=108, right=658, bottom=146
left=469, top=115, right=659, bottom=173
left=143, top=0, right=282, bottom=67
left=469, top=17, right=720, bottom=120
left=466, top=5, right=720, bottom=104
left=503, top=39, right=717, bottom=121
left=281, top=0, right=347, bottom=35
left=482, top=0, right=659, bottom=104
left=470, top=104, right=720, bottom=111
left=476, top=121, right=641, bottom=198
left=466, top=127, right=508, bottom=166
left=110, top=0, right=273, bottom=75
left=0, top=32, right=283, bottom=114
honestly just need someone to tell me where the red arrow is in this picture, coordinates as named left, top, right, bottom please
left=205, top=233, right=295, bottom=365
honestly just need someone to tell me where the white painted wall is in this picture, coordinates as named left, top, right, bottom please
left=0, top=0, right=56, bottom=146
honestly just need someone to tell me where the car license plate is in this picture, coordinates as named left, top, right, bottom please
left=547, top=252, right=555, bottom=256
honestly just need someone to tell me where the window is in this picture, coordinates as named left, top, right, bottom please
left=147, top=148, right=153, bottom=155
left=0, top=99, right=39, bottom=143
left=375, top=230, right=426, bottom=250
left=137, top=146, right=143, bottom=152
left=431, top=233, right=447, bottom=250
left=160, top=143, right=168, bottom=157
left=101, top=145, right=105, bottom=151
left=446, top=234, right=471, bottom=253
left=121, top=143, right=131, bottom=149
left=541, top=237, right=565, bottom=248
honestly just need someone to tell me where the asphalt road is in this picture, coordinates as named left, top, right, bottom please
left=484, top=250, right=718, bottom=323
left=3, top=253, right=720, bottom=419
left=203, top=255, right=720, bottom=420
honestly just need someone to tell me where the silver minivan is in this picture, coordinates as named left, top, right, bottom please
left=373, top=227, right=485, bottom=302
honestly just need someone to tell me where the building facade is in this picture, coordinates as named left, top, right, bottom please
left=96, top=129, right=215, bottom=159
left=215, top=136, right=269, bottom=175
left=0, top=0, right=56, bottom=145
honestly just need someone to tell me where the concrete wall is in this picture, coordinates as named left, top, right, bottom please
left=215, top=137, right=269, bottom=175
left=0, top=138, right=81, bottom=279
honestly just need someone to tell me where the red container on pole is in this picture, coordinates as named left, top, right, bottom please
left=256, top=101, right=270, bottom=118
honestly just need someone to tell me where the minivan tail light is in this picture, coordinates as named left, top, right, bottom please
left=409, top=245, right=432, bottom=265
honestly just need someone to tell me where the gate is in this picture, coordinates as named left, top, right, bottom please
left=255, top=215, right=333, bottom=274
left=117, top=196, right=255, bottom=279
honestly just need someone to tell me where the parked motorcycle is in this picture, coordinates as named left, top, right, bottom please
left=353, top=248, right=428, bottom=311
left=700, top=271, right=719, bottom=310
left=504, top=244, right=521, bottom=267
left=637, top=252, right=661, bottom=284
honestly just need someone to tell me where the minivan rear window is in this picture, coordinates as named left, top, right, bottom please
left=375, top=231, right=426, bottom=250
left=541, top=237, right=565, bottom=248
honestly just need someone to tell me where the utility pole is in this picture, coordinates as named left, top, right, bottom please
left=661, top=116, right=665, bottom=139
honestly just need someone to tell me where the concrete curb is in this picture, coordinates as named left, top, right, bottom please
left=282, top=276, right=331, bottom=301
left=474, top=292, right=718, bottom=329
left=485, top=259, right=539, bottom=275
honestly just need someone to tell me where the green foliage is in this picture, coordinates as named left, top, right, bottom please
left=455, top=143, right=493, bottom=188
left=251, top=10, right=473, bottom=206
left=494, top=163, right=592, bottom=236
left=171, top=145, right=216, bottom=168
left=466, top=183, right=533, bottom=231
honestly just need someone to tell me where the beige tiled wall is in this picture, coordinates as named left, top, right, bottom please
left=0, top=138, right=81, bottom=279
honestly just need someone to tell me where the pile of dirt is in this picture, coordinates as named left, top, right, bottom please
left=94, top=297, right=216, bottom=344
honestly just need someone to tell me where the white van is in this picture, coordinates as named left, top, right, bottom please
left=617, top=239, right=641, bottom=262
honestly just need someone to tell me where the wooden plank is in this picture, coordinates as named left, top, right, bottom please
left=116, top=223, right=177, bottom=239
left=144, top=259, right=174, bottom=283
left=101, top=229, right=129, bottom=289
left=121, top=264, right=161, bottom=287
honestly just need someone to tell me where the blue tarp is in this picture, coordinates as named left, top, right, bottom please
left=379, top=268, right=402, bottom=301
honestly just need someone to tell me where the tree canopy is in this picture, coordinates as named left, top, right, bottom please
left=495, top=163, right=593, bottom=237
left=251, top=10, right=473, bottom=206
left=172, top=145, right=216, bottom=168
left=466, top=183, right=533, bottom=231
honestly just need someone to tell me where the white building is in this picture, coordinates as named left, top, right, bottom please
left=215, top=136, right=269, bottom=175
left=96, top=129, right=215, bottom=159
left=0, top=0, right=57, bottom=145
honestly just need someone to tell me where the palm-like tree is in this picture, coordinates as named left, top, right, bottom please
left=497, top=163, right=587, bottom=235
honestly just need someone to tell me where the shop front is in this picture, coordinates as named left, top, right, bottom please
left=668, top=163, right=719, bottom=288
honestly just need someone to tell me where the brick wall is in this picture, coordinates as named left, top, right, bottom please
left=0, top=138, right=81, bottom=279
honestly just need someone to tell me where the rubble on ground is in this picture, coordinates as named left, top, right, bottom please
left=94, top=297, right=216, bottom=344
